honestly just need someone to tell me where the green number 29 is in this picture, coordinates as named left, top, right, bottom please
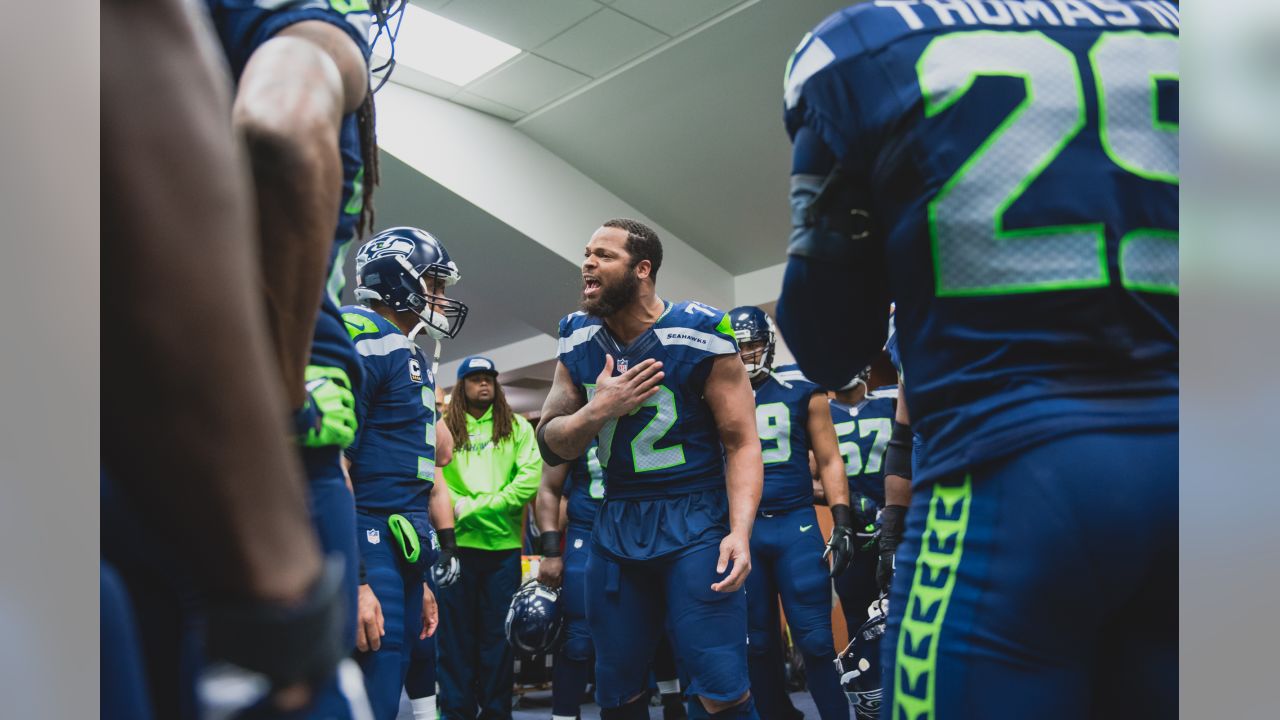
left=919, top=30, right=1178, bottom=297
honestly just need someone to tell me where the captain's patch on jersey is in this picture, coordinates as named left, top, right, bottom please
left=409, top=358, right=422, bottom=383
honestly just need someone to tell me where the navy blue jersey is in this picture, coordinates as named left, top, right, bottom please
left=564, top=443, right=605, bottom=531
left=753, top=365, right=822, bottom=513
left=342, top=306, right=438, bottom=514
left=205, top=0, right=370, bottom=398
left=830, top=387, right=899, bottom=507
left=556, top=301, right=740, bottom=500
left=785, top=2, right=1179, bottom=485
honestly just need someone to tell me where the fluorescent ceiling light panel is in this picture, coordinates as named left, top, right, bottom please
left=370, top=5, right=521, bottom=87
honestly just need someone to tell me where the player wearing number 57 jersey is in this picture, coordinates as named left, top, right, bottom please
left=777, top=4, right=1178, bottom=719
left=536, top=219, right=764, bottom=720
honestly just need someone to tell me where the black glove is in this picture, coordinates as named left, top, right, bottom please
left=877, top=505, right=907, bottom=594
left=824, top=504, right=856, bottom=579
left=851, top=493, right=879, bottom=551
left=205, top=553, right=348, bottom=688
left=433, top=528, right=461, bottom=588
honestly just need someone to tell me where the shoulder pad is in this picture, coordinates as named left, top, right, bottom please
left=341, top=306, right=389, bottom=341
left=655, top=301, right=738, bottom=357
left=557, top=312, right=602, bottom=359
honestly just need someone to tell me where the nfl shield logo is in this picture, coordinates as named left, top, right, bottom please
left=617, top=357, right=629, bottom=373
left=366, top=529, right=381, bottom=545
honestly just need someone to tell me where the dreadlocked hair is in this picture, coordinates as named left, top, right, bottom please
left=445, top=378, right=516, bottom=452
left=355, top=90, right=379, bottom=236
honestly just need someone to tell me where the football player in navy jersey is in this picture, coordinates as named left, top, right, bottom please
left=103, top=2, right=348, bottom=715
left=536, top=219, right=763, bottom=719
left=342, top=226, right=469, bottom=720
left=826, top=353, right=899, bottom=640
left=778, top=4, right=1179, bottom=718
left=536, top=443, right=688, bottom=720
left=200, top=1, right=391, bottom=717
left=729, top=306, right=852, bottom=720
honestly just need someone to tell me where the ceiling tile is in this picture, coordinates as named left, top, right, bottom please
left=535, top=7, right=668, bottom=77
left=451, top=92, right=526, bottom=122
left=465, top=54, right=590, bottom=113
left=609, top=0, right=745, bottom=36
left=435, top=0, right=602, bottom=49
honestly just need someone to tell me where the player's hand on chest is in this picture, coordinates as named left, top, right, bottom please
left=590, top=354, right=667, bottom=419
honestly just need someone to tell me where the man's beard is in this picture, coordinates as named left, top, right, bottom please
left=581, top=270, right=639, bottom=318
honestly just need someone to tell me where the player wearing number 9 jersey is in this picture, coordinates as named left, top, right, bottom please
left=777, top=3, right=1178, bottom=719
left=536, top=219, right=764, bottom=719
left=730, top=307, right=851, bottom=720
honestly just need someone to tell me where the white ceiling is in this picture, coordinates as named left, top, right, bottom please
left=360, top=0, right=854, bottom=411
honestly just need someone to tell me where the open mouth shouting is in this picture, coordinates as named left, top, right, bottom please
left=583, top=274, right=602, bottom=299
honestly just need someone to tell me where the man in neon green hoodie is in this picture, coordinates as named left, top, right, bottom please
left=438, top=355, right=542, bottom=719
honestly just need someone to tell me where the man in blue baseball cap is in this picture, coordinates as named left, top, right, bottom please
left=438, top=355, right=542, bottom=719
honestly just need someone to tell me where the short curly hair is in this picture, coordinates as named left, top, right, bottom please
left=603, top=218, right=663, bottom=281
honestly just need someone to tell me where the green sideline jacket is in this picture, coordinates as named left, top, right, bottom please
left=441, top=406, right=542, bottom=551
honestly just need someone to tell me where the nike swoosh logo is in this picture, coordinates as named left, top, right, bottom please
left=799, top=525, right=813, bottom=532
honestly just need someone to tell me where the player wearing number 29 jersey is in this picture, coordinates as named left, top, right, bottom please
left=778, top=3, right=1179, bottom=719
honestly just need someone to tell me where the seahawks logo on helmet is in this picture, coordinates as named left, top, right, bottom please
left=356, top=237, right=416, bottom=273
left=849, top=688, right=882, bottom=719
left=838, top=604, right=887, bottom=720
left=352, top=227, right=469, bottom=340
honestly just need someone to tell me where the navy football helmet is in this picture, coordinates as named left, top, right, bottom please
left=837, top=599, right=887, bottom=720
left=354, top=227, right=468, bottom=340
left=729, top=306, right=776, bottom=380
left=505, top=581, right=564, bottom=656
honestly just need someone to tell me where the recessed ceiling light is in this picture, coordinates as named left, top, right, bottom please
left=370, top=5, right=521, bottom=87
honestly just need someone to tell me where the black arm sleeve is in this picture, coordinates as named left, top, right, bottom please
left=536, top=422, right=572, bottom=467
left=883, top=420, right=913, bottom=479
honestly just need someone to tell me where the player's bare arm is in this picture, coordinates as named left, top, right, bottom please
left=535, top=462, right=572, bottom=588
left=103, top=0, right=323, bottom=605
left=435, top=419, right=454, bottom=468
left=808, top=393, right=849, bottom=508
left=536, top=356, right=664, bottom=464
left=233, top=20, right=367, bottom=407
left=704, top=353, right=763, bottom=593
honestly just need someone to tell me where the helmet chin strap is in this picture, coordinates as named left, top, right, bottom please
left=843, top=376, right=868, bottom=394
left=406, top=321, right=444, bottom=377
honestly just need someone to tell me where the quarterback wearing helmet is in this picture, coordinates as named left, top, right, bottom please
left=343, top=226, right=467, bottom=720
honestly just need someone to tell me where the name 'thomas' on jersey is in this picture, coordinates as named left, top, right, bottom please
left=785, top=1, right=1179, bottom=485
left=753, top=365, right=824, bottom=514
left=830, top=386, right=899, bottom=507
left=342, top=305, right=438, bottom=514
left=557, top=301, right=740, bottom=500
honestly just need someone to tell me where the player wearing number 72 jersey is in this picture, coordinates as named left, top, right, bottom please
left=776, top=3, right=1178, bottom=720
left=537, top=219, right=764, bottom=720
